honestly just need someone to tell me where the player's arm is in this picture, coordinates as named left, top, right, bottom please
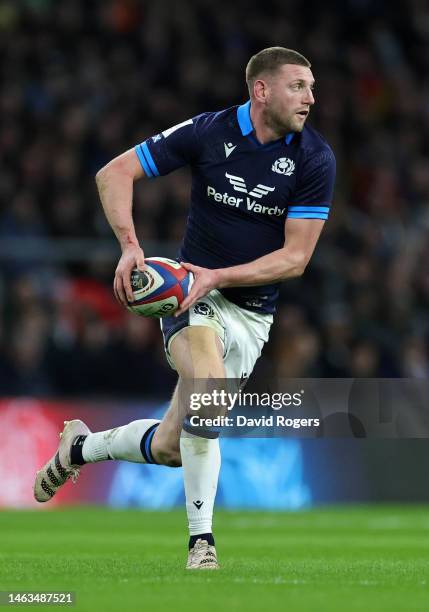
left=95, top=148, right=146, bottom=305
left=176, top=218, right=324, bottom=316
left=217, top=217, right=324, bottom=286
left=97, top=117, right=203, bottom=306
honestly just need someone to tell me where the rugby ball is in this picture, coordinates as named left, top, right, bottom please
left=127, top=257, right=192, bottom=318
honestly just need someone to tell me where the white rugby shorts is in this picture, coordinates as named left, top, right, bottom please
left=160, top=289, right=273, bottom=379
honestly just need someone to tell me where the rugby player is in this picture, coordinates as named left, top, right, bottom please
left=34, top=47, right=335, bottom=570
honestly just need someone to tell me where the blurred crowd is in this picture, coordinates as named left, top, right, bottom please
left=1, top=0, right=429, bottom=398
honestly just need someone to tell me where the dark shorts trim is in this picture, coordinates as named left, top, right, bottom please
left=160, top=310, right=190, bottom=352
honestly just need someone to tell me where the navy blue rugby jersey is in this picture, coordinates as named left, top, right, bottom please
left=134, top=100, right=336, bottom=314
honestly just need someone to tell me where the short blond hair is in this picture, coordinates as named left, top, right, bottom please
left=246, top=47, right=311, bottom=94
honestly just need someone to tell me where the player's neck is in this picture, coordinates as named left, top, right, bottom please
left=250, top=103, right=286, bottom=144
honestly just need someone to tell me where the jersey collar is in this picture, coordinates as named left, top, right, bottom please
left=237, top=100, right=294, bottom=145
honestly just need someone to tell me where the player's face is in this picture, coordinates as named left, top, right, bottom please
left=264, top=64, right=315, bottom=134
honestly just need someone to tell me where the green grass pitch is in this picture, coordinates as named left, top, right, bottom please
left=1, top=506, right=428, bottom=612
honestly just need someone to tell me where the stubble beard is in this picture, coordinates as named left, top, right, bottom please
left=264, top=106, right=304, bottom=136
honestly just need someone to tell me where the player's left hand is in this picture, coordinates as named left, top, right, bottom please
left=174, top=262, right=220, bottom=317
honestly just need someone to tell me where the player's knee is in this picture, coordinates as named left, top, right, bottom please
left=156, top=446, right=182, bottom=467
left=152, top=435, right=181, bottom=466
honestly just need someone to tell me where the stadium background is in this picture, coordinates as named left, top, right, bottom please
left=0, top=0, right=429, bottom=509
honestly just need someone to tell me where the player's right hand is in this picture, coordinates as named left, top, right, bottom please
left=114, top=244, right=146, bottom=306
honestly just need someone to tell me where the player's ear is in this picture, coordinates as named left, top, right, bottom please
left=253, top=79, right=269, bottom=104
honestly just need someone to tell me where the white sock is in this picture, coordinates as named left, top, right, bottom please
left=180, top=431, right=221, bottom=536
left=82, top=419, right=160, bottom=463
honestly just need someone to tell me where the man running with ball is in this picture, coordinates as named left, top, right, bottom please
left=34, top=47, right=335, bottom=570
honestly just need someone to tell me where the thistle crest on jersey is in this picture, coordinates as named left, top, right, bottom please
left=271, top=157, right=295, bottom=176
